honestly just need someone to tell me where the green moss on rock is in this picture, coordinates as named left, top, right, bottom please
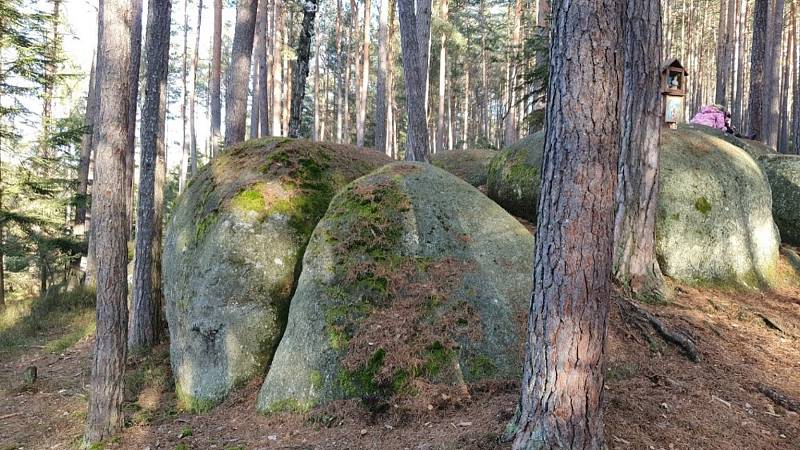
left=487, top=126, right=781, bottom=289
left=694, top=196, right=711, bottom=215
left=486, top=131, right=545, bottom=221
left=256, top=163, right=534, bottom=413
left=164, top=138, right=390, bottom=412
left=431, top=148, right=496, bottom=187
left=759, top=154, right=800, bottom=246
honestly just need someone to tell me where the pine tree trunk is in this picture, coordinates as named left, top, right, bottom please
left=387, top=0, right=397, bottom=157
left=503, top=0, right=521, bottom=146
left=126, top=0, right=142, bottom=237
left=762, top=0, right=785, bottom=149
left=288, top=0, right=319, bottom=138
left=714, top=0, right=728, bottom=105
left=224, top=0, right=259, bottom=147
left=179, top=0, right=189, bottom=190
left=779, top=23, right=793, bottom=153
left=462, top=68, right=469, bottom=149
left=75, top=54, right=97, bottom=239
left=748, top=0, right=768, bottom=139
left=356, top=0, right=372, bottom=147
left=435, top=0, right=448, bottom=154
left=250, top=3, right=263, bottom=140
left=375, top=0, right=390, bottom=154
left=733, top=0, right=748, bottom=128
left=210, top=0, right=222, bottom=155
left=84, top=0, right=133, bottom=443
left=190, top=0, right=203, bottom=174
left=793, top=2, right=800, bottom=154
left=0, top=111, right=4, bottom=307
left=313, top=12, right=321, bottom=141
left=511, top=0, right=623, bottom=447
left=130, top=0, right=171, bottom=351
left=613, top=0, right=666, bottom=302
left=399, top=0, right=430, bottom=162
left=271, top=0, right=284, bottom=136
left=258, top=0, right=270, bottom=136
left=417, top=0, right=432, bottom=121
left=335, top=0, right=343, bottom=142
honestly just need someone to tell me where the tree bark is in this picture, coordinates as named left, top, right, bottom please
left=190, top=0, right=203, bottom=174
left=84, top=0, right=133, bottom=443
left=510, top=0, right=623, bottom=448
left=613, top=0, right=666, bottom=302
left=313, top=10, right=321, bottom=141
left=210, top=0, right=222, bottom=156
left=258, top=0, right=270, bottom=136
left=375, top=0, right=390, bottom=154
left=503, top=0, right=521, bottom=146
left=793, top=2, right=800, bottom=154
left=75, top=54, right=97, bottom=239
left=398, top=0, right=431, bottom=162
left=462, top=67, right=468, bottom=149
left=416, top=0, right=431, bottom=122
left=779, top=19, right=793, bottom=153
left=125, top=0, right=143, bottom=238
left=733, top=0, right=748, bottom=128
left=762, top=0, right=785, bottom=149
left=748, top=0, right=768, bottom=139
left=714, top=0, right=728, bottom=106
left=250, top=0, right=264, bottom=139
left=224, top=0, right=259, bottom=147
left=288, top=0, right=319, bottom=138
left=129, top=0, right=171, bottom=352
left=435, top=0, right=448, bottom=153
left=271, top=0, right=284, bottom=136
left=356, top=0, right=372, bottom=147
left=179, top=0, right=189, bottom=190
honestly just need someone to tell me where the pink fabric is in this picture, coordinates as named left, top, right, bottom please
left=690, top=106, right=727, bottom=131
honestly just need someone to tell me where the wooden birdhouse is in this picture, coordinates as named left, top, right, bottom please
left=662, top=58, right=688, bottom=128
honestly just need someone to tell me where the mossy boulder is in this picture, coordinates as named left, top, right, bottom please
left=484, top=127, right=780, bottom=288
left=256, top=162, right=534, bottom=414
left=656, top=128, right=780, bottom=287
left=486, top=131, right=545, bottom=221
left=681, top=123, right=776, bottom=158
left=758, top=154, right=800, bottom=245
left=431, top=148, right=496, bottom=187
left=163, top=137, right=390, bottom=411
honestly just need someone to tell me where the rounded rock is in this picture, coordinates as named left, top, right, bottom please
left=163, top=138, right=390, bottom=411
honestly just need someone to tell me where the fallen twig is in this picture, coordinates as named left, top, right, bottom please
left=757, top=384, right=800, bottom=413
left=0, top=412, right=22, bottom=420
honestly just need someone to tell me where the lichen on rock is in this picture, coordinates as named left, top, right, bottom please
left=256, top=162, right=534, bottom=414
left=656, top=128, right=780, bottom=287
left=163, top=137, right=390, bottom=411
left=759, top=154, right=800, bottom=246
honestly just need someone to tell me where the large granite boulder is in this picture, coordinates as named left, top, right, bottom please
left=486, top=131, right=544, bottom=221
left=256, top=163, right=534, bottom=413
left=683, top=123, right=776, bottom=158
left=163, top=137, right=390, bottom=411
left=656, top=128, right=780, bottom=287
left=431, top=148, right=496, bottom=187
left=483, top=127, right=781, bottom=288
left=758, top=154, right=800, bottom=245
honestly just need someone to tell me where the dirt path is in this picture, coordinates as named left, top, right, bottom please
left=1, top=281, right=798, bottom=449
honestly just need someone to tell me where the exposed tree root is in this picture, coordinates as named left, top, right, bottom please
left=616, top=295, right=701, bottom=363
left=757, top=384, right=800, bottom=413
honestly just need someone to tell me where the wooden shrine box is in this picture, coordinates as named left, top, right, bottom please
left=662, top=58, right=688, bottom=128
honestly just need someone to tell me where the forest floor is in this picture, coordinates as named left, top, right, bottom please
left=1, top=248, right=799, bottom=450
